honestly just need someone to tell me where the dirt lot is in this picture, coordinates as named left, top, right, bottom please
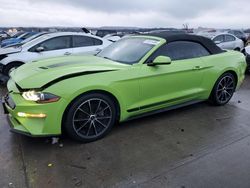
left=0, top=75, right=250, bottom=188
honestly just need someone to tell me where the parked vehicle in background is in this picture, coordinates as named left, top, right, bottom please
left=9, top=31, right=25, bottom=38
left=0, top=31, right=9, bottom=40
left=2, top=32, right=49, bottom=48
left=0, top=32, right=112, bottom=76
left=227, top=30, right=248, bottom=43
left=2, top=33, right=246, bottom=142
left=212, top=33, right=244, bottom=51
left=246, top=36, right=250, bottom=46
left=96, top=29, right=117, bottom=37
left=103, top=31, right=142, bottom=42
left=146, top=29, right=186, bottom=35
left=195, top=31, right=218, bottom=39
left=245, top=46, right=250, bottom=72
left=0, top=32, right=38, bottom=48
left=103, top=33, right=122, bottom=42
left=1, top=31, right=24, bottom=41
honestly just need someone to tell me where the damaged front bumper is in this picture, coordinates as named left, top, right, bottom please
left=2, top=79, right=66, bottom=137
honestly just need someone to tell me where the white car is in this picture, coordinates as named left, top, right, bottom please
left=212, top=33, right=244, bottom=51
left=0, top=32, right=112, bottom=76
left=245, top=46, right=250, bottom=72
left=103, top=34, right=121, bottom=42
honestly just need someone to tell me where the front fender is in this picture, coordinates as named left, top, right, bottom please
left=44, top=79, right=129, bottom=122
left=0, top=55, right=25, bottom=66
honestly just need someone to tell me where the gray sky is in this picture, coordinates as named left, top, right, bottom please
left=0, top=0, right=248, bottom=28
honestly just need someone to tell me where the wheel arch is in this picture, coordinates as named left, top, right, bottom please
left=209, top=69, right=238, bottom=96
left=2, top=61, right=25, bottom=73
left=217, top=69, right=238, bottom=88
left=3, top=60, right=25, bottom=67
left=84, top=90, right=121, bottom=120
left=234, top=47, right=241, bottom=51
left=209, top=70, right=238, bottom=105
left=62, top=89, right=121, bottom=133
left=224, top=70, right=238, bottom=83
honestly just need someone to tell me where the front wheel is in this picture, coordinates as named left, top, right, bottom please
left=209, top=73, right=236, bottom=106
left=63, top=93, right=118, bottom=142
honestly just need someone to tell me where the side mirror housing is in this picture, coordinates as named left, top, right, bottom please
left=214, top=40, right=222, bottom=44
left=148, top=56, right=172, bottom=66
left=35, top=46, right=45, bottom=52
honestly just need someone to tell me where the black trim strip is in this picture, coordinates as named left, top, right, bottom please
left=16, top=83, right=25, bottom=92
left=41, top=70, right=116, bottom=90
left=127, top=95, right=194, bottom=112
left=126, top=100, right=203, bottom=121
left=7, top=116, right=61, bottom=137
left=10, top=129, right=61, bottom=137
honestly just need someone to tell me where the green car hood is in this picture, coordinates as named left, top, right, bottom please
left=11, top=55, right=128, bottom=89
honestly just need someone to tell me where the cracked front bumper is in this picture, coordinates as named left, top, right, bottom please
left=2, top=79, right=67, bottom=137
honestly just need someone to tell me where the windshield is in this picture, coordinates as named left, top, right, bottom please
left=16, top=33, right=28, bottom=39
left=19, top=32, right=36, bottom=40
left=12, top=32, right=25, bottom=38
left=97, top=37, right=159, bottom=65
left=22, top=33, right=45, bottom=43
left=22, top=34, right=50, bottom=48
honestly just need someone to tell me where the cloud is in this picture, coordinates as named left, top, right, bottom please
left=27, top=0, right=226, bottom=18
left=0, top=0, right=249, bottom=28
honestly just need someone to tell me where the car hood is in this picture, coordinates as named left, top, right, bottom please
left=0, top=46, right=22, bottom=55
left=10, top=55, right=129, bottom=90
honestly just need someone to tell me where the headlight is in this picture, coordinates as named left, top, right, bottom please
left=22, top=91, right=60, bottom=103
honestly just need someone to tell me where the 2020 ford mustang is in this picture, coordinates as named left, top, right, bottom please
left=2, top=33, right=247, bottom=142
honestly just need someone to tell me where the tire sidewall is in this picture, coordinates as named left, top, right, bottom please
left=210, top=73, right=236, bottom=105
left=63, top=93, right=117, bottom=142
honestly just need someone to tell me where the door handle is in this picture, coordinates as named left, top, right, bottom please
left=193, top=66, right=202, bottom=70
left=64, top=52, right=71, bottom=56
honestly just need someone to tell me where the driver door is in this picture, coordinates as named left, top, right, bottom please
left=138, top=41, right=210, bottom=112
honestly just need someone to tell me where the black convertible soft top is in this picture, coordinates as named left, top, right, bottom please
left=143, top=33, right=224, bottom=55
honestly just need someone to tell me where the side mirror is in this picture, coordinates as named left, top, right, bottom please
left=214, top=41, right=222, bottom=44
left=35, top=46, right=44, bottom=52
left=148, top=56, right=172, bottom=66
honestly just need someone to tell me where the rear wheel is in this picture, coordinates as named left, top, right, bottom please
left=209, top=73, right=236, bottom=105
left=63, top=93, right=117, bottom=142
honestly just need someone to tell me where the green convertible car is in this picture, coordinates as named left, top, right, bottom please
left=2, top=33, right=247, bottom=142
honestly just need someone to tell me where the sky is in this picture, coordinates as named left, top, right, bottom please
left=0, top=0, right=248, bottom=28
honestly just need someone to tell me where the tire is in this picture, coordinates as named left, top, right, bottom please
left=2, top=62, right=23, bottom=76
left=209, top=73, right=236, bottom=106
left=63, top=93, right=118, bottom=142
left=234, top=48, right=240, bottom=52
left=247, top=67, right=250, bottom=74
